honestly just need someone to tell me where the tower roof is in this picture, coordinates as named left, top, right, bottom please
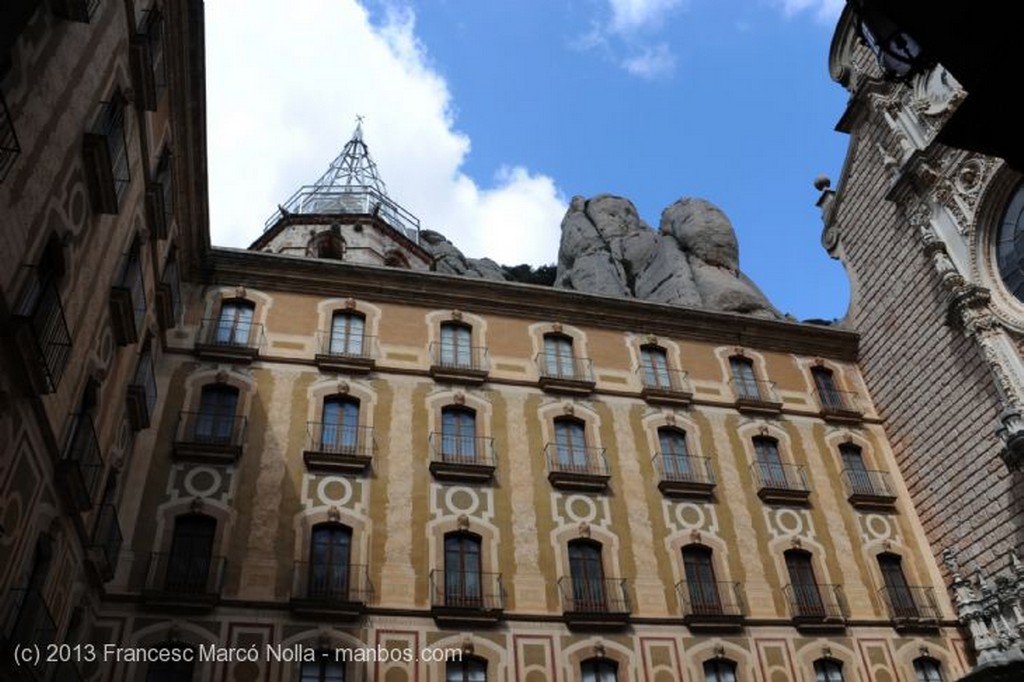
left=311, top=119, right=388, bottom=195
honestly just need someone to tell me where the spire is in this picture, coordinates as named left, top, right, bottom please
left=311, top=117, right=388, bottom=196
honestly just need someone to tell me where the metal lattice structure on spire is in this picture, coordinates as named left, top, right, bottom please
left=265, top=119, right=420, bottom=242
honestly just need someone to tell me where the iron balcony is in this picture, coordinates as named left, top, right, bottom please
left=172, top=411, right=246, bottom=463
left=557, top=576, right=631, bottom=630
left=143, top=553, right=226, bottom=607
left=195, top=318, right=264, bottom=362
left=751, top=461, right=811, bottom=505
left=653, top=452, right=715, bottom=498
left=638, top=367, right=694, bottom=406
left=676, top=579, right=746, bottom=630
left=429, top=570, right=505, bottom=625
left=429, top=342, right=489, bottom=384
left=315, top=331, right=377, bottom=373
left=545, top=443, right=610, bottom=492
left=729, top=377, right=783, bottom=415
left=783, top=583, right=848, bottom=628
left=303, top=422, right=375, bottom=474
left=536, top=353, right=596, bottom=395
left=428, top=433, right=497, bottom=482
left=290, top=562, right=373, bottom=620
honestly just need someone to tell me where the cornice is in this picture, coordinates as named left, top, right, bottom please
left=203, top=248, right=860, bottom=362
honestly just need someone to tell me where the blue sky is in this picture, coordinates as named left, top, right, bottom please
left=205, top=0, right=852, bottom=321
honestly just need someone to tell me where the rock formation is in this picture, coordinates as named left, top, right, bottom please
left=553, top=195, right=781, bottom=319
left=419, top=230, right=510, bottom=281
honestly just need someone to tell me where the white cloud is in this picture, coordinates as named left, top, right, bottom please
left=621, top=43, right=677, bottom=79
left=773, top=0, right=844, bottom=23
left=609, top=0, right=686, bottom=33
left=204, top=0, right=567, bottom=265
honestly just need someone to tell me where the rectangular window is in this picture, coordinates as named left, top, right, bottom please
left=641, top=346, right=671, bottom=388
left=83, top=94, right=131, bottom=213
left=330, top=312, right=365, bottom=356
left=730, top=357, right=760, bottom=400
left=440, top=323, right=472, bottom=368
left=544, top=334, right=575, bottom=378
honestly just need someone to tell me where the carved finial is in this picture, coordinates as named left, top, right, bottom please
left=451, top=310, right=463, bottom=321
left=593, top=643, right=606, bottom=658
left=234, top=286, right=246, bottom=299
left=714, top=644, right=726, bottom=659
left=461, top=636, right=474, bottom=655
left=665, top=412, right=676, bottom=426
left=344, top=297, right=356, bottom=310
left=791, top=537, right=802, bottom=549
left=453, top=392, right=466, bottom=406
left=813, top=357, right=825, bottom=367
left=327, top=506, right=341, bottom=523
left=457, top=514, right=470, bottom=531
left=563, top=403, right=575, bottom=416
left=733, top=347, right=746, bottom=357
left=919, top=646, right=930, bottom=659
left=215, top=370, right=229, bottom=384
left=690, top=530, right=702, bottom=544
left=883, top=539, right=892, bottom=552
left=1010, top=549, right=1024, bottom=575
left=190, top=497, right=204, bottom=514
left=578, top=521, right=590, bottom=538
left=336, top=380, right=349, bottom=395
left=645, top=334, right=658, bottom=345
left=759, top=425, right=770, bottom=437
left=813, top=175, right=831, bottom=191
left=942, top=548, right=960, bottom=576
left=843, top=433, right=854, bottom=444
left=551, top=322, right=562, bottom=333
left=822, top=646, right=832, bottom=659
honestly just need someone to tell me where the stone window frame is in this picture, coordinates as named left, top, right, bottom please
left=315, top=298, right=382, bottom=353
left=202, top=286, right=271, bottom=340
left=528, top=321, right=591, bottom=376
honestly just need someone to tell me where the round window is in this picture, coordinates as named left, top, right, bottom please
left=997, top=182, right=1024, bottom=301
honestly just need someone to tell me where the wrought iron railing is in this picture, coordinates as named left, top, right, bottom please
left=160, top=256, right=182, bottom=324
left=429, top=342, right=489, bottom=373
left=131, top=351, right=158, bottom=417
left=783, top=583, right=847, bottom=621
left=145, top=553, right=225, bottom=597
left=638, top=367, right=692, bottom=394
left=91, top=503, right=123, bottom=577
left=545, top=443, right=609, bottom=477
left=197, top=317, right=264, bottom=352
left=429, top=433, right=496, bottom=467
left=729, top=377, right=780, bottom=404
left=814, top=388, right=862, bottom=414
left=751, top=461, right=809, bottom=493
left=653, top=453, right=714, bottom=485
left=265, top=184, right=421, bottom=244
left=2, top=588, right=56, bottom=650
left=292, top=562, right=373, bottom=604
left=557, top=576, right=631, bottom=614
left=112, top=251, right=146, bottom=337
left=676, top=580, right=745, bottom=618
left=878, top=585, right=939, bottom=622
left=840, top=468, right=895, bottom=499
left=429, top=570, right=504, bottom=610
left=174, top=411, right=246, bottom=448
left=305, top=422, right=375, bottom=459
left=60, top=413, right=104, bottom=509
left=315, top=331, right=377, bottom=360
left=14, top=268, right=73, bottom=393
left=536, top=353, right=594, bottom=383
left=0, top=87, right=20, bottom=182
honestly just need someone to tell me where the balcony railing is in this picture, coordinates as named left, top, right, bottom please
left=729, top=378, right=783, bottom=414
left=83, top=96, right=130, bottom=214
left=545, top=443, right=610, bottom=491
left=557, top=576, right=631, bottom=625
left=429, top=342, right=489, bottom=383
left=58, top=414, right=104, bottom=511
left=653, top=453, right=715, bottom=498
left=429, top=570, right=505, bottom=614
left=428, top=433, right=497, bottom=482
left=109, top=253, right=145, bottom=345
left=89, top=504, right=123, bottom=582
left=144, top=553, right=225, bottom=604
left=195, top=318, right=264, bottom=361
left=637, top=367, right=693, bottom=405
left=172, top=411, right=246, bottom=462
left=303, top=422, right=375, bottom=473
left=814, top=388, right=863, bottom=422
left=783, top=583, right=848, bottom=624
left=676, top=580, right=746, bottom=627
left=0, top=87, right=20, bottom=182
left=314, top=331, right=377, bottom=372
left=13, top=269, right=72, bottom=394
left=2, top=588, right=56, bottom=652
left=841, top=468, right=897, bottom=508
left=155, top=257, right=182, bottom=330
left=126, top=352, right=157, bottom=431
left=751, top=461, right=810, bottom=504
left=131, top=9, right=166, bottom=111
left=265, top=184, right=421, bottom=245
left=290, top=562, right=373, bottom=618
left=878, top=585, right=940, bottom=626
left=536, top=353, right=595, bottom=394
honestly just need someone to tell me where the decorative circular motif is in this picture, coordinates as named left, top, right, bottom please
left=774, top=508, right=803, bottom=535
left=183, top=467, right=222, bottom=498
left=317, top=476, right=353, bottom=507
left=865, top=514, right=892, bottom=540
left=996, top=182, right=1024, bottom=302
left=674, top=502, right=705, bottom=530
left=564, top=495, right=598, bottom=523
left=445, top=486, right=479, bottom=515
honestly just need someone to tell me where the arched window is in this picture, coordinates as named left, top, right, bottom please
left=753, top=436, right=786, bottom=487
left=542, top=333, right=575, bottom=378
left=811, top=366, right=843, bottom=410
left=311, top=230, right=345, bottom=260
left=320, top=396, right=360, bottom=453
left=446, top=655, right=486, bottom=682
left=640, top=344, right=671, bottom=389
left=165, top=514, right=216, bottom=594
left=440, top=321, right=473, bottom=368
left=878, top=553, right=917, bottom=618
left=814, top=658, right=844, bottom=682
left=785, top=549, right=824, bottom=617
left=682, top=545, right=721, bottom=615
left=444, top=532, right=482, bottom=607
left=145, top=643, right=196, bottom=682
left=440, top=406, right=477, bottom=462
left=329, top=310, right=366, bottom=356
left=215, top=299, right=254, bottom=346
left=383, top=249, right=410, bottom=268
left=658, top=426, right=692, bottom=480
left=308, top=523, right=352, bottom=599
left=729, top=356, right=760, bottom=400
left=581, top=658, right=618, bottom=682
left=554, top=417, right=588, bottom=471
left=703, top=659, right=737, bottom=682
left=194, top=384, right=239, bottom=444
left=568, top=539, right=606, bottom=612
left=300, top=655, right=345, bottom=682
left=839, top=443, right=873, bottom=495
left=996, top=182, right=1024, bottom=302
left=913, top=657, right=943, bottom=682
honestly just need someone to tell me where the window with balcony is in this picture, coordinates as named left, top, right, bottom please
left=131, top=8, right=166, bottom=111
left=441, top=322, right=472, bottom=367
left=197, top=298, right=261, bottom=361
left=148, top=150, right=175, bottom=239
left=544, top=334, right=575, bottom=378
left=163, top=514, right=216, bottom=595
left=144, top=643, right=196, bottom=682
left=58, top=391, right=104, bottom=511
left=682, top=545, right=721, bottom=614
left=0, top=85, right=19, bottom=182
left=330, top=311, right=365, bottom=356
left=812, top=366, right=861, bottom=421
left=641, top=345, right=670, bottom=388
left=432, top=321, right=488, bottom=382
left=755, top=437, right=786, bottom=487
left=83, top=92, right=131, bottom=214
left=785, top=550, right=826, bottom=619
left=109, top=237, right=146, bottom=346
left=814, top=659, right=844, bottom=682
left=655, top=427, right=714, bottom=498
left=568, top=540, right=607, bottom=613
left=216, top=300, right=254, bottom=346
left=703, top=659, right=737, bottom=682
left=4, top=535, right=57, bottom=657
left=13, top=248, right=72, bottom=394
left=308, top=523, right=352, bottom=600
left=639, top=344, right=692, bottom=405
left=555, top=418, right=588, bottom=472
left=447, top=656, right=486, bottom=682
left=444, top=532, right=482, bottom=608
left=195, top=385, right=239, bottom=444
left=440, top=406, right=477, bottom=462
left=730, top=356, right=760, bottom=400
left=840, top=443, right=895, bottom=508
left=878, top=553, right=934, bottom=624
left=538, top=332, right=594, bottom=394
left=304, top=395, right=372, bottom=474
left=659, top=427, right=691, bottom=478
left=321, top=396, right=360, bottom=453
left=581, top=658, right=618, bottom=682
left=300, top=658, right=345, bottom=682
left=752, top=436, right=809, bottom=504
left=547, top=417, right=608, bottom=491
left=156, top=250, right=182, bottom=330
left=913, top=658, right=944, bottom=682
